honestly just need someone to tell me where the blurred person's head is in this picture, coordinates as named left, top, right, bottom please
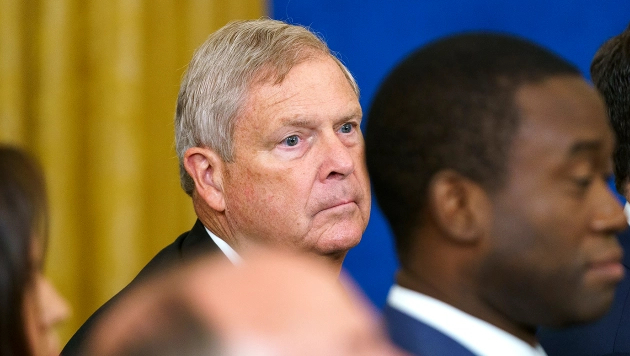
left=591, top=22, right=630, bottom=199
left=175, top=19, right=370, bottom=271
left=89, top=299, right=222, bottom=356
left=367, top=33, right=626, bottom=343
left=0, top=146, right=70, bottom=356
left=86, top=251, right=406, bottom=356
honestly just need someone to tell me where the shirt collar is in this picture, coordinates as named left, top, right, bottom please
left=387, top=284, right=547, bottom=356
left=204, top=227, right=242, bottom=264
left=624, top=202, right=630, bottom=225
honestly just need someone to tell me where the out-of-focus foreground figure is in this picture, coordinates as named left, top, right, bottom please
left=0, top=146, right=70, bottom=356
left=82, top=251, right=406, bottom=356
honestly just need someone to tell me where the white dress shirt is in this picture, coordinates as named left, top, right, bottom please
left=387, top=285, right=547, bottom=356
left=624, top=202, right=630, bottom=225
left=205, top=227, right=242, bottom=264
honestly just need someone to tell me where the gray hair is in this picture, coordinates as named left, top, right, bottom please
left=175, top=18, right=359, bottom=196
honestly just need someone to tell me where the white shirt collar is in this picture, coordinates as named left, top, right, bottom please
left=204, top=227, right=242, bottom=264
left=387, top=285, right=547, bottom=356
left=624, top=202, right=630, bottom=225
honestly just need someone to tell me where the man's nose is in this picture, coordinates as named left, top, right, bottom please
left=38, top=274, right=71, bottom=327
left=318, top=133, right=355, bottom=181
left=591, top=178, right=628, bottom=233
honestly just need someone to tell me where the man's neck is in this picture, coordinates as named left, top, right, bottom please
left=396, top=268, right=538, bottom=346
left=204, top=227, right=242, bottom=264
left=197, top=209, right=346, bottom=275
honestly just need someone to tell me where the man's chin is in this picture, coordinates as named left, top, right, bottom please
left=542, top=290, right=617, bottom=328
left=314, top=229, right=363, bottom=256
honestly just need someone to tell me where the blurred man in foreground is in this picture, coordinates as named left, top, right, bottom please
left=83, top=251, right=405, bottom=356
left=366, top=33, right=627, bottom=355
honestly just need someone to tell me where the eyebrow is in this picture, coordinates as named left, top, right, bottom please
left=279, top=110, right=363, bottom=128
left=567, top=140, right=603, bottom=156
left=279, top=118, right=318, bottom=128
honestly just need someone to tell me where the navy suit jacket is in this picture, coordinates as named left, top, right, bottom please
left=384, top=304, right=477, bottom=356
left=61, top=219, right=222, bottom=356
left=537, top=227, right=630, bottom=356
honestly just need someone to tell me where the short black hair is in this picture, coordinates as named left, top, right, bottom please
left=591, top=23, right=630, bottom=197
left=366, top=33, right=580, bottom=263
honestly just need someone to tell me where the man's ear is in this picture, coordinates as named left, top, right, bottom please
left=427, top=170, right=491, bottom=244
left=183, top=147, right=226, bottom=212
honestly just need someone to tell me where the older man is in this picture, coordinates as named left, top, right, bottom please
left=366, top=33, right=628, bottom=355
left=62, top=19, right=370, bottom=354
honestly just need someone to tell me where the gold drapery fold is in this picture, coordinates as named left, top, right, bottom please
left=0, top=0, right=265, bottom=343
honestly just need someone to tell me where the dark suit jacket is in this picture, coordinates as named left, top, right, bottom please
left=384, top=304, right=477, bottom=356
left=61, top=219, right=222, bottom=356
left=537, top=227, right=630, bottom=356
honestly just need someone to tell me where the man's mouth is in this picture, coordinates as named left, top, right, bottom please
left=318, top=199, right=357, bottom=214
left=587, top=250, right=625, bottom=282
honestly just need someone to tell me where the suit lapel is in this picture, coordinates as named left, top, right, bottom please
left=179, top=219, right=222, bottom=260
left=384, top=305, right=477, bottom=356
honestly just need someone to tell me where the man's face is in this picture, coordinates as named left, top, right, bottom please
left=479, top=75, right=628, bottom=327
left=86, top=252, right=406, bottom=356
left=197, top=253, right=406, bottom=356
left=24, top=240, right=70, bottom=356
left=220, top=55, right=371, bottom=260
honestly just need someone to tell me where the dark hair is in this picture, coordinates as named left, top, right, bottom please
left=366, top=33, right=580, bottom=263
left=0, top=146, right=49, bottom=356
left=591, top=23, right=630, bottom=197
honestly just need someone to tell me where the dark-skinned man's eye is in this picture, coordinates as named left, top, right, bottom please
left=573, top=176, right=593, bottom=188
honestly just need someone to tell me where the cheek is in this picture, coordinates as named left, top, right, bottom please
left=231, top=165, right=312, bottom=207
left=499, top=187, right=585, bottom=258
left=351, top=147, right=370, bottom=180
left=529, top=202, right=587, bottom=260
left=482, top=203, right=591, bottom=321
left=225, top=167, right=315, bottom=236
left=355, top=164, right=372, bottom=214
left=27, top=274, right=69, bottom=356
left=22, top=285, right=44, bottom=356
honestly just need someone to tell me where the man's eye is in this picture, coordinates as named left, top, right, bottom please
left=573, top=176, right=594, bottom=188
left=340, top=123, right=353, bottom=134
left=282, top=135, right=300, bottom=147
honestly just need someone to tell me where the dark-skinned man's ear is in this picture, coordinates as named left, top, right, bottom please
left=427, top=170, right=491, bottom=244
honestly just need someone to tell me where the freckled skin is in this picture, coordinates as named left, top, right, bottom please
left=219, top=55, right=371, bottom=265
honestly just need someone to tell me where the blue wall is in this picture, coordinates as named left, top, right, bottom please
left=271, top=1, right=630, bottom=308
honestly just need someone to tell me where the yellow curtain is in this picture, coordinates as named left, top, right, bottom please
left=0, top=0, right=265, bottom=343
